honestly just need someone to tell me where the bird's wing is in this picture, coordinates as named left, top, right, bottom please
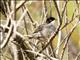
left=33, top=24, right=45, bottom=33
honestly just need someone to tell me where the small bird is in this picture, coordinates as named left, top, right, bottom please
left=28, top=17, right=56, bottom=41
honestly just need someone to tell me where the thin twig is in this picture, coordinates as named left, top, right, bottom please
left=60, top=8, right=77, bottom=30
left=11, top=0, right=16, bottom=20
left=23, top=4, right=36, bottom=28
left=41, top=0, right=48, bottom=24
left=17, top=8, right=28, bottom=27
left=75, top=51, right=80, bottom=60
left=22, top=6, right=28, bottom=35
left=60, top=21, right=79, bottom=60
left=56, top=1, right=61, bottom=56
left=50, top=0, right=52, bottom=17
left=61, top=1, right=68, bottom=19
left=9, top=1, right=27, bottom=18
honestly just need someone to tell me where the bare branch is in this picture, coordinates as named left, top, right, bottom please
left=60, top=21, right=79, bottom=60
left=75, top=51, right=80, bottom=60
left=22, top=6, right=28, bottom=35
left=0, top=24, right=14, bottom=49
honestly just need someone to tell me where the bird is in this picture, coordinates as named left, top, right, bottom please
left=28, top=17, right=56, bottom=41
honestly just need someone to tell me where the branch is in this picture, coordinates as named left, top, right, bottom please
left=75, top=51, right=80, bottom=60
left=9, top=42, right=25, bottom=60
left=0, top=25, right=14, bottom=49
left=22, top=6, right=28, bottom=35
left=60, top=21, right=79, bottom=60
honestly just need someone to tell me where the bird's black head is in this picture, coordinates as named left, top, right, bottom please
left=46, top=17, right=55, bottom=24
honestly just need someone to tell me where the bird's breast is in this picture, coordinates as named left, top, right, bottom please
left=41, top=25, right=55, bottom=38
